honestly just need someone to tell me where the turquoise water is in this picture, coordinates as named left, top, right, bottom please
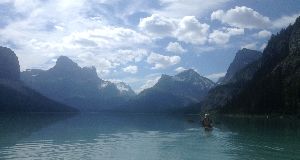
left=0, top=113, right=299, bottom=160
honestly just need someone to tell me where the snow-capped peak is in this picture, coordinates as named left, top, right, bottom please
left=115, top=82, right=130, bottom=92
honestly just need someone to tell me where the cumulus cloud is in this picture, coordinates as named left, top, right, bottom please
left=211, top=6, right=271, bottom=29
left=123, top=65, right=138, bottom=74
left=139, top=14, right=177, bottom=37
left=146, top=52, right=181, bottom=69
left=254, top=30, right=272, bottom=39
left=211, top=6, right=300, bottom=30
left=139, top=15, right=209, bottom=44
left=175, top=16, right=210, bottom=44
left=209, top=28, right=244, bottom=45
left=166, top=42, right=186, bottom=54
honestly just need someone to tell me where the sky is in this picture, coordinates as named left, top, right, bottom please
left=0, top=0, right=299, bottom=92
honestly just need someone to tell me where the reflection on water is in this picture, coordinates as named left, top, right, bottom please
left=0, top=113, right=74, bottom=148
left=0, top=113, right=299, bottom=160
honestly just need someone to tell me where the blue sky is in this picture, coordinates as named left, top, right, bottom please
left=0, top=0, right=299, bottom=92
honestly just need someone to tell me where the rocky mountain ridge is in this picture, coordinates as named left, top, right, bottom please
left=0, top=47, right=76, bottom=112
left=21, top=56, right=135, bottom=111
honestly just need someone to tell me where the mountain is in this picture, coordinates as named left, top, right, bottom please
left=0, top=46, right=20, bottom=81
left=0, top=46, right=76, bottom=113
left=200, top=49, right=263, bottom=111
left=201, top=16, right=300, bottom=116
left=219, top=48, right=262, bottom=84
left=155, top=69, right=215, bottom=102
left=126, top=69, right=215, bottom=112
left=21, top=56, right=136, bottom=111
left=113, top=82, right=136, bottom=97
left=222, top=17, right=300, bottom=116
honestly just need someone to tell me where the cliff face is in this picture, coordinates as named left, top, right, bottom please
left=200, top=17, right=300, bottom=116
left=221, top=48, right=262, bottom=84
left=222, top=17, right=300, bottom=115
left=289, top=17, right=300, bottom=55
left=0, top=47, right=76, bottom=112
left=0, top=47, right=20, bottom=81
left=200, top=49, right=262, bottom=111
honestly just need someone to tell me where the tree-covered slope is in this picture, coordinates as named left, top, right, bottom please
left=223, top=18, right=300, bottom=115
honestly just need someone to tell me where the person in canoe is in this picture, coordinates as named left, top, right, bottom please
left=202, top=114, right=213, bottom=130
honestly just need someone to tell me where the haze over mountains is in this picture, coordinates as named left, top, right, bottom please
left=22, top=56, right=215, bottom=112
left=126, top=69, right=215, bottom=112
left=22, top=56, right=136, bottom=111
left=0, top=47, right=76, bottom=112
left=0, top=16, right=299, bottom=116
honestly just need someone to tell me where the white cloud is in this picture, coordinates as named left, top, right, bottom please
left=63, top=27, right=151, bottom=49
left=175, top=16, right=210, bottom=44
left=272, top=13, right=300, bottom=29
left=174, top=67, right=187, bottom=73
left=123, top=65, right=138, bottom=74
left=241, top=42, right=257, bottom=50
left=115, top=49, right=148, bottom=63
left=54, top=25, right=64, bottom=31
left=211, top=6, right=271, bottom=29
left=209, top=28, right=244, bottom=45
left=255, top=30, right=272, bottom=39
left=166, top=42, right=186, bottom=54
left=211, top=6, right=300, bottom=30
left=205, top=72, right=226, bottom=81
left=146, top=52, right=181, bottom=69
left=0, top=0, right=153, bottom=77
left=76, top=49, right=148, bottom=76
left=139, top=15, right=209, bottom=44
left=139, top=14, right=177, bottom=37
left=156, top=0, right=230, bottom=18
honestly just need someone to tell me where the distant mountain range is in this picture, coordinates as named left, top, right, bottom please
left=1, top=16, right=300, bottom=115
left=22, top=58, right=215, bottom=112
left=125, top=69, right=215, bottom=112
left=21, top=56, right=136, bottom=111
left=0, top=47, right=76, bottom=113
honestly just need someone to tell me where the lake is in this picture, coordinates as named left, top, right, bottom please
left=0, top=113, right=299, bottom=160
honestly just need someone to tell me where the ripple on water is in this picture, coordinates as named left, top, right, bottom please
left=0, top=114, right=299, bottom=160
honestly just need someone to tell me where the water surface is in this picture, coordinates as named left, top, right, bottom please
left=0, top=113, right=299, bottom=160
